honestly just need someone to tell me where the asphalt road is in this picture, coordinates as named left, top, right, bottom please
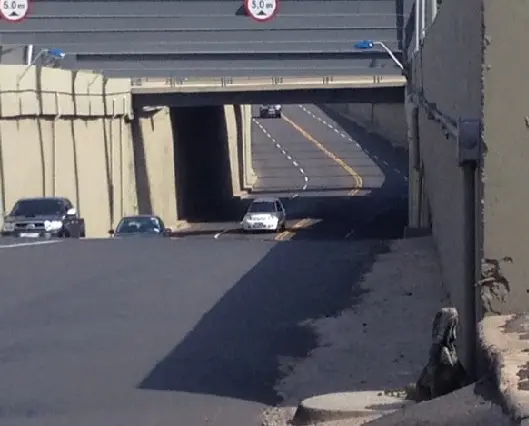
left=179, top=104, right=408, bottom=241
left=0, top=104, right=410, bottom=426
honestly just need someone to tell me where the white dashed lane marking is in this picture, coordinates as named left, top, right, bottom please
left=253, top=118, right=309, bottom=196
left=297, top=104, right=408, bottom=177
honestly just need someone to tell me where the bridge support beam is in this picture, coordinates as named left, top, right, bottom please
left=241, top=104, right=256, bottom=191
left=406, top=88, right=431, bottom=236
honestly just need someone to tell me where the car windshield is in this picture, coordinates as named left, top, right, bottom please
left=248, top=201, right=276, bottom=213
left=10, top=199, right=66, bottom=216
left=116, top=217, right=162, bottom=234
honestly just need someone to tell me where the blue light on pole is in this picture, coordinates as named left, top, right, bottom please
left=46, top=48, right=66, bottom=59
left=17, top=47, right=67, bottom=86
left=354, top=40, right=375, bottom=50
left=353, top=39, right=404, bottom=71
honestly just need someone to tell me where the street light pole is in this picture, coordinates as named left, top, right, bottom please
left=371, top=41, right=404, bottom=71
left=16, top=48, right=66, bottom=88
left=353, top=40, right=404, bottom=71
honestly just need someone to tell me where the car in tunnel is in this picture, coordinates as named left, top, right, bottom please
left=108, top=215, right=172, bottom=238
left=241, top=197, right=286, bottom=233
left=259, top=104, right=282, bottom=118
left=1, top=196, right=85, bottom=238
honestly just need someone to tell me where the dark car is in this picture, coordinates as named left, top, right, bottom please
left=259, top=104, right=282, bottom=118
left=109, top=215, right=172, bottom=238
left=1, top=197, right=85, bottom=238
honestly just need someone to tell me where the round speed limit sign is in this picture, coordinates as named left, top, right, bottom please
left=0, top=0, right=29, bottom=22
left=244, top=0, right=278, bottom=22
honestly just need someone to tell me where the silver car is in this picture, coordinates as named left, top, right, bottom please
left=241, top=197, right=286, bottom=232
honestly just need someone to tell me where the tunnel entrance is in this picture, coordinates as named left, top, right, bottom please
left=170, top=106, right=234, bottom=222
left=247, top=102, right=409, bottom=240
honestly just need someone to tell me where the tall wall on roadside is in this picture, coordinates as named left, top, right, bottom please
left=480, top=0, right=529, bottom=314
left=0, top=66, right=137, bottom=237
left=410, top=0, right=482, bottom=366
left=412, top=0, right=529, bottom=362
left=0, top=65, right=254, bottom=235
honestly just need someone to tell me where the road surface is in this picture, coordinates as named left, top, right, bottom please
left=0, top=104, right=410, bottom=426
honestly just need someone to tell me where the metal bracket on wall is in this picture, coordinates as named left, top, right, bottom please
left=457, top=118, right=481, bottom=167
left=220, top=77, right=233, bottom=87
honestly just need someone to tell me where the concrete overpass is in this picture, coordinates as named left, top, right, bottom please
left=132, top=75, right=406, bottom=107
left=0, top=0, right=412, bottom=79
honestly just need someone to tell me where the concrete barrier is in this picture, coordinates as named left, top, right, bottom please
left=0, top=65, right=135, bottom=237
left=0, top=65, right=253, bottom=235
left=323, top=103, right=407, bottom=149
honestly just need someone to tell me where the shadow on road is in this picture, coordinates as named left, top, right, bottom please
left=137, top=234, right=388, bottom=404
left=138, top=104, right=412, bottom=404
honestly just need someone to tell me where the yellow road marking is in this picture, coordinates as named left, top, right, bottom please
left=281, top=114, right=363, bottom=196
left=275, top=218, right=312, bottom=241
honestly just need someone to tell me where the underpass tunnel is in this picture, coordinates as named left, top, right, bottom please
left=170, top=106, right=235, bottom=222
left=130, top=102, right=250, bottom=226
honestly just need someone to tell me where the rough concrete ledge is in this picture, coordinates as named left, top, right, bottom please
left=291, top=392, right=410, bottom=425
left=479, top=314, right=529, bottom=422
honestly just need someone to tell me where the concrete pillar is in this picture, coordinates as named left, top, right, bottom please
left=242, top=104, right=256, bottom=190
left=419, top=162, right=432, bottom=228
left=406, top=87, right=422, bottom=230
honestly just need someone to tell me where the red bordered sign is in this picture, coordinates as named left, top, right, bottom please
left=243, top=0, right=278, bottom=22
left=0, top=0, right=30, bottom=22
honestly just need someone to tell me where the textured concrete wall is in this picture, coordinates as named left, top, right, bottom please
left=480, top=0, right=529, bottom=313
left=131, top=108, right=179, bottom=228
left=0, top=66, right=136, bottom=237
left=224, top=105, right=243, bottom=196
left=410, top=0, right=482, bottom=364
left=324, top=103, right=407, bottom=148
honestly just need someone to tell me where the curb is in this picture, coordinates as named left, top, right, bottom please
left=479, top=314, right=529, bottom=423
left=290, top=391, right=412, bottom=425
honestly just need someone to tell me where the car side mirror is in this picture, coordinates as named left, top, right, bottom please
left=66, top=207, right=77, bottom=216
left=108, top=229, right=115, bottom=235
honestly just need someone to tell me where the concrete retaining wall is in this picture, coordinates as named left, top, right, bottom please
left=0, top=65, right=253, bottom=236
left=131, top=107, right=178, bottom=228
left=0, top=65, right=136, bottom=237
left=323, top=103, right=407, bottom=148
left=480, top=0, right=529, bottom=313
left=415, top=0, right=529, bottom=316
left=410, top=0, right=482, bottom=366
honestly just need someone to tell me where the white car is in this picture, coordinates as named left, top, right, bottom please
left=241, top=197, right=287, bottom=232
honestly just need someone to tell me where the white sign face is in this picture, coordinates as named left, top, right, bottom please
left=244, top=0, right=278, bottom=22
left=0, top=0, right=29, bottom=22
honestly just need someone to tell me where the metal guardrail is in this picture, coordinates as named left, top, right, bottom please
left=130, top=75, right=407, bottom=91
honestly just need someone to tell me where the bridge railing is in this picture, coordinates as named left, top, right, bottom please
left=130, top=75, right=407, bottom=93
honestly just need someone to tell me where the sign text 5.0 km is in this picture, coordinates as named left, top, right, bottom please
left=0, top=0, right=29, bottom=22
left=243, top=0, right=278, bottom=22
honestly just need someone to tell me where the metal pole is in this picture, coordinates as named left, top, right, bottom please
left=415, top=0, right=420, bottom=51
left=463, top=164, right=477, bottom=380
left=431, top=0, right=438, bottom=22
left=25, top=44, right=33, bottom=66
left=374, top=41, right=404, bottom=70
left=420, top=0, right=426, bottom=39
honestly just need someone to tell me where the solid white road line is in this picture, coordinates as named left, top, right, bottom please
left=0, top=240, right=61, bottom=249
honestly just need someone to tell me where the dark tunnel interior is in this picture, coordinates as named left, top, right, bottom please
left=170, top=106, right=234, bottom=222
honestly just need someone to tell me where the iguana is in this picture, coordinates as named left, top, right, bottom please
left=385, top=307, right=468, bottom=402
